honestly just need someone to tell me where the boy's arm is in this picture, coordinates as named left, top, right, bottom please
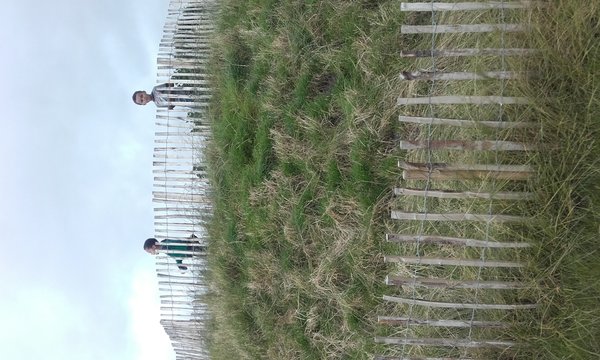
left=175, top=259, right=188, bottom=270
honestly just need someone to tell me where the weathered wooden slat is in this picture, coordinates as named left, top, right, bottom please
left=399, top=140, right=536, bottom=151
left=154, top=212, right=203, bottom=218
left=155, top=77, right=208, bottom=86
left=375, top=336, right=516, bottom=348
left=156, top=235, right=207, bottom=242
left=384, top=256, right=524, bottom=267
left=154, top=139, right=201, bottom=145
left=399, top=162, right=534, bottom=180
left=400, top=71, right=525, bottom=81
left=160, top=36, right=212, bottom=43
left=154, top=125, right=209, bottom=133
left=393, top=188, right=534, bottom=200
left=159, top=39, right=212, bottom=46
left=154, top=205, right=200, bottom=212
left=386, top=234, right=531, bottom=248
left=383, top=295, right=537, bottom=309
left=399, top=115, right=538, bottom=128
left=154, top=146, right=198, bottom=151
left=400, top=48, right=537, bottom=57
left=155, top=131, right=196, bottom=137
left=154, top=222, right=200, bottom=227
left=158, top=271, right=205, bottom=280
left=158, top=62, right=209, bottom=70
left=154, top=176, right=199, bottom=182
left=159, top=44, right=211, bottom=50
left=154, top=204, right=210, bottom=211
left=163, top=24, right=214, bottom=30
left=402, top=24, right=526, bottom=34
left=153, top=169, right=197, bottom=175
left=159, top=249, right=203, bottom=256
left=154, top=124, right=198, bottom=130
left=153, top=154, right=196, bottom=161
left=154, top=221, right=207, bottom=230
left=403, top=169, right=533, bottom=180
left=153, top=198, right=204, bottom=205
left=397, top=96, right=529, bottom=105
left=156, top=56, right=210, bottom=67
left=168, top=101, right=210, bottom=108
left=156, top=114, right=192, bottom=121
left=153, top=189, right=209, bottom=196
left=377, top=316, right=508, bottom=328
left=400, top=1, right=536, bottom=11
left=159, top=293, right=198, bottom=300
left=391, top=211, right=529, bottom=223
left=385, top=276, right=527, bottom=289
left=154, top=78, right=210, bottom=85
left=157, top=73, right=210, bottom=81
left=152, top=197, right=210, bottom=205
left=158, top=46, right=211, bottom=53
left=154, top=232, right=202, bottom=240
left=154, top=161, right=195, bottom=166
left=152, top=195, right=208, bottom=202
left=399, top=161, right=533, bottom=173
left=154, top=214, right=205, bottom=219
left=162, top=28, right=213, bottom=35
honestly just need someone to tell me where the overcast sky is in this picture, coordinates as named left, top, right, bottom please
left=0, top=1, right=177, bottom=359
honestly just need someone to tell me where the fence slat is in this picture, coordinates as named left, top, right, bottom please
left=383, top=295, right=537, bottom=310
left=397, top=96, right=529, bottom=105
left=374, top=336, right=516, bottom=348
left=400, top=71, right=525, bottom=81
left=386, top=234, right=531, bottom=248
left=398, top=161, right=533, bottom=173
left=377, top=316, right=509, bottom=328
left=403, top=169, right=532, bottom=180
left=391, top=211, right=529, bottom=223
left=398, top=161, right=534, bottom=180
left=400, top=48, right=537, bottom=57
left=400, top=1, right=536, bottom=11
left=399, top=140, right=537, bottom=151
left=385, top=276, right=528, bottom=289
left=393, top=188, right=534, bottom=200
left=399, top=115, right=538, bottom=128
left=402, top=24, right=526, bottom=34
left=384, top=256, right=524, bottom=267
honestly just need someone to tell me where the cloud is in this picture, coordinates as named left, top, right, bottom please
left=0, top=286, right=98, bottom=359
left=0, top=1, right=177, bottom=359
left=129, top=265, right=175, bottom=360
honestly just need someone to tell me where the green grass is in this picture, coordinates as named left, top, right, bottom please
left=196, top=0, right=600, bottom=359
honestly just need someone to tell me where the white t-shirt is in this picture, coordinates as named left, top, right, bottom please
left=151, top=83, right=173, bottom=108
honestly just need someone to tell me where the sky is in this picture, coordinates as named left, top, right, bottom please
left=0, top=1, right=177, bottom=359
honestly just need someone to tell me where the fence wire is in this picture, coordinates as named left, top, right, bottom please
left=384, top=1, right=534, bottom=359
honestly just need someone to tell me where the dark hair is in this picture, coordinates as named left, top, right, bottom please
left=132, top=90, right=144, bottom=104
left=143, top=238, right=159, bottom=250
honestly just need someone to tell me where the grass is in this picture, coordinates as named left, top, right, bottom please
left=194, top=0, right=600, bottom=359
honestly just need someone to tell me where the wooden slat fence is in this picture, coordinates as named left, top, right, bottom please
left=152, top=1, right=217, bottom=359
left=377, top=2, right=541, bottom=359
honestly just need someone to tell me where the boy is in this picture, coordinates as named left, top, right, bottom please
left=132, top=83, right=194, bottom=110
left=143, top=235, right=205, bottom=270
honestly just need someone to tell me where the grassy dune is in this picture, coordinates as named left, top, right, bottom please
left=198, top=1, right=599, bottom=359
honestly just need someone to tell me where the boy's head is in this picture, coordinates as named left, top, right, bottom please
left=143, top=238, right=160, bottom=255
left=132, top=90, right=153, bottom=105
